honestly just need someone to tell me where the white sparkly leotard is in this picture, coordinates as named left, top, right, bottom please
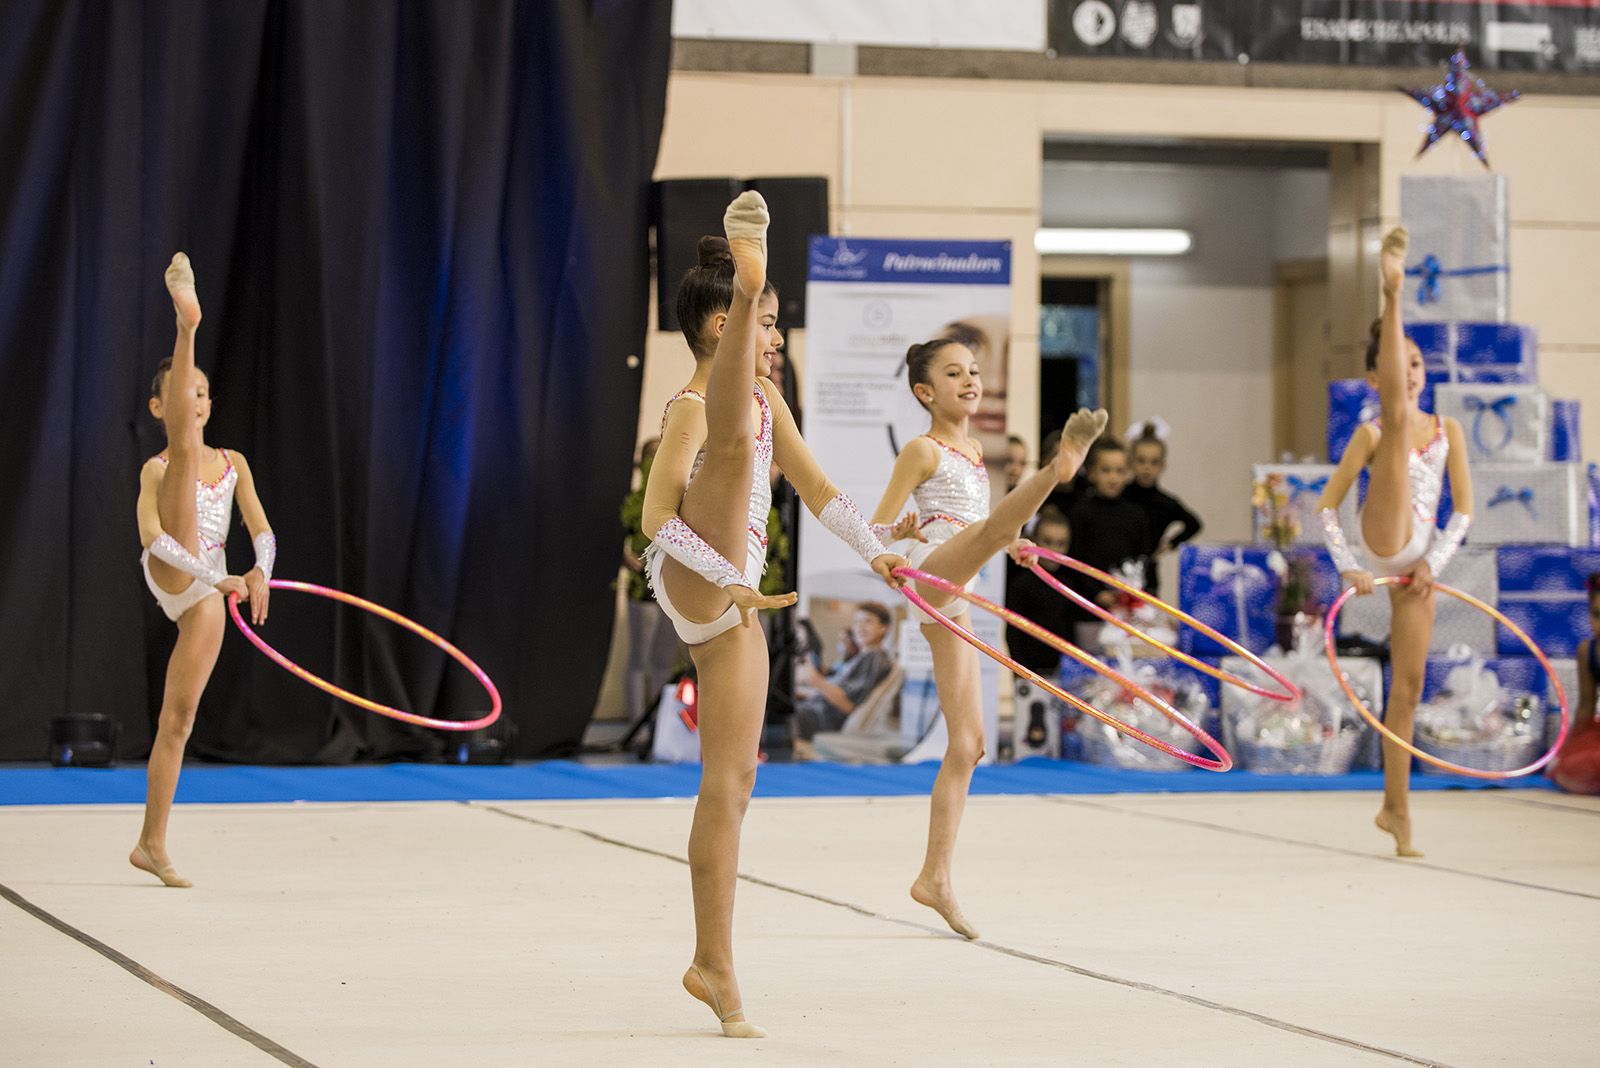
left=141, top=450, right=238, bottom=620
left=1359, top=415, right=1448, bottom=575
left=646, top=386, right=774, bottom=644
left=896, top=435, right=991, bottom=622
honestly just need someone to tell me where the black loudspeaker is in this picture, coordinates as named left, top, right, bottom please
left=49, top=714, right=119, bottom=767
left=651, top=176, right=829, bottom=332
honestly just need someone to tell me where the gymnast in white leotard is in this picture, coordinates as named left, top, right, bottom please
left=1318, top=227, right=1475, bottom=858
left=868, top=337, right=1106, bottom=940
left=131, top=253, right=277, bottom=889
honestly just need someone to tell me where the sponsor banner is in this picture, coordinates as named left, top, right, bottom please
left=1049, top=0, right=1600, bottom=72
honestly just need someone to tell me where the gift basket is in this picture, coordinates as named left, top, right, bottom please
left=1416, top=649, right=1544, bottom=775
left=1222, top=620, right=1371, bottom=775
left=1068, top=647, right=1211, bottom=772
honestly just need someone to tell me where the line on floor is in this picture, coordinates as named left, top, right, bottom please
left=1046, top=796, right=1600, bottom=902
left=0, top=880, right=319, bottom=1068
left=472, top=802, right=1451, bottom=1067
left=1483, top=793, right=1600, bottom=818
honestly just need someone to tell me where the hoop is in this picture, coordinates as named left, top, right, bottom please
left=1020, top=547, right=1300, bottom=704
left=1323, top=576, right=1570, bottom=779
left=228, top=579, right=503, bottom=732
left=894, top=567, right=1232, bottom=771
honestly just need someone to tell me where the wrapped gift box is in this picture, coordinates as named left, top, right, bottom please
left=1177, top=544, right=1340, bottom=657
left=1472, top=464, right=1594, bottom=547
left=1550, top=400, right=1582, bottom=462
left=1328, top=380, right=1384, bottom=464
left=1400, top=175, right=1510, bottom=323
left=1250, top=464, right=1357, bottom=547
left=1338, top=547, right=1498, bottom=655
left=1496, top=545, right=1599, bottom=658
left=1497, top=545, right=1600, bottom=593
left=1434, top=383, right=1549, bottom=465
left=1406, top=322, right=1538, bottom=385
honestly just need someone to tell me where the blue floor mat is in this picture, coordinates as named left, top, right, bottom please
left=0, top=758, right=1557, bottom=806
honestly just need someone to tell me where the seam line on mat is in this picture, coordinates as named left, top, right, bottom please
left=0, top=880, right=319, bottom=1068
left=471, top=802, right=1451, bottom=1067
left=1047, top=796, right=1600, bottom=901
left=1484, top=793, right=1600, bottom=819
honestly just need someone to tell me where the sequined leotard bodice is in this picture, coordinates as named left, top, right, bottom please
left=1366, top=415, right=1448, bottom=527
left=157, top=450, right=238, bottom=551
left=912, top=436, right=990, bottom=543
left=668, top=386, right=774, bottom=553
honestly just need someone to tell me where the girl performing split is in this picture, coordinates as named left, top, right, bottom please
left=1318, top=227, right=1473, bottom=857
left=641, top=193, right=907, bottom=1038
left=133, top=253, right=276, bottom=887
left=870, top=339, right=1106, bottom=938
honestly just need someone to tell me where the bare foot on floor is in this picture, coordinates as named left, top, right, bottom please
left=683, top=963, right=764, bottom=1038
left=911, top=878, right=980, bottom=939
left=1374, top=810, right=1423, bottom=858
left=129, top=844, right=192, bottom=888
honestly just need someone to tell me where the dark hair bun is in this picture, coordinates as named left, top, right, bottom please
left=905, top=341, right=925, bottom=366
left=1137, top=421, right=1160, bottom=441
left=697, top=236, right=733, bottom=268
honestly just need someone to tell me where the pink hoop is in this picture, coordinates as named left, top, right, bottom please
left=1323, top=576, right=1570, bottom=779
left=894, top=567, right=1232, bottom=771
left=1020, top=547, right=1300, bottom=704
left=228, top=579, right=503, bottom=732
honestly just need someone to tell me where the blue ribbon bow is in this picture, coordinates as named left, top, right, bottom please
left=1405, top=253, right=1508, bottom=306
left=1285, top=474, right=1329, bottom=500
left=1486, top=485, right=1537, bottom=518
left=1462, top=393, right=1518, bottom=455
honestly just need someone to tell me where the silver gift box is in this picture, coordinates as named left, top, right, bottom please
left=1471, top=463, right=1592, bottom=547
left=1337, top=546, right=1498, bottom=654
left=1400, top=175, right=1509, bottom=323
left=1434, top=384, right=1549, bottom=465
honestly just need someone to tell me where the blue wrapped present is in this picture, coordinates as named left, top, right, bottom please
left=1177, top=544, right=1339, bottom=657
left=1497, top=545, right=1600, bottom=593
left=1401, top=175, right=1509, bottom=323
left=1496, top=598, right=1590, bottom=658
left=1551, top=400, right=1582, bottom=462
left=1406, top=322, right=1537, bottom=384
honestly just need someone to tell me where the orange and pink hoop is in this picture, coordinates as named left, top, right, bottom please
left=894, top=566, right=1236, bottom=771
left=228, top=579, right=502, bottom=732
left=1323, top=576, right=1570, bottom=779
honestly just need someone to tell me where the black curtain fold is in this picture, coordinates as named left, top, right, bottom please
left=0, top=0, right=671, bottom=761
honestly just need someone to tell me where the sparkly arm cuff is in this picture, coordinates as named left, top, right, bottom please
left=1318, top=508, right=1363, bottom=574
left=1424, top=512, right=1471, bottom=578
left=869, top=521, right=898, bottom=544
left=149, top=532, right=227, bottom=588
left=252, top=532, right=277, bottom=580
left=820, top=493, right=890, bottom=566
left=651, top=517, right=748, bottom=589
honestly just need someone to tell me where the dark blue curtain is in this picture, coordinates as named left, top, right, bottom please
left=0, top=1, right=671, bottom=761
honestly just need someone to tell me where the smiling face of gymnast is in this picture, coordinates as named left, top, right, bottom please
left=677, top=236, right=782, bottom=380
left=907, top=341, right=981, bottom=446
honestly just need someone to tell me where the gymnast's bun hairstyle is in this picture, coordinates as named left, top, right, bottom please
left=904, top=337, right=970, bottom=409
left=674, top=235, right=777, bottom=358
left=1363, top=318, right=1383, bottom=372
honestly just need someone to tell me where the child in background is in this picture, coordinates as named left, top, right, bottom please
left=1066, top=438, right=1151, bottom=624
left=1002, top=434, right=1028, bottom=493
left=1122, top=421, right=1202, bottom=599
left=1551, top=575, right=1600, bottom=794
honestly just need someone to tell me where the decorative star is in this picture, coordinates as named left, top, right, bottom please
left=1399, top=49, right=1520, bottom=168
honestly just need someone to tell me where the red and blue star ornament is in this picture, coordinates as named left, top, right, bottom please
left=1398, top=49, right=1520, bottom=168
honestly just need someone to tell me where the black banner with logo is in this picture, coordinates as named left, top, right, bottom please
left=1049, top=0, right=1600, bottom=72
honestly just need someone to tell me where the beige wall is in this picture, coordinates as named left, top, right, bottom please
left=643, top=70, right=1600, bottom=529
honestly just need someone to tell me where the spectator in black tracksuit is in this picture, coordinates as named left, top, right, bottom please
left=1006, top=509, right=1076, bottom=751
left=1066, top=438, right=1150, bottom=642
left=1122, top=422, right=1202, bottom=599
